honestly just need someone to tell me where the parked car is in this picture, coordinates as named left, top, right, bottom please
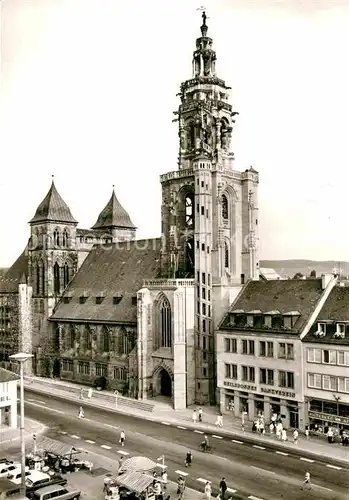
left=0, top=463, right=20, bottom=478
left=26, top=472, right=67, bottom=499
left=7, top=468, right=30, bottom=484
left=31, top=484, right=81, bottom=500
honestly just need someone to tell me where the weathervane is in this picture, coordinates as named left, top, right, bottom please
left=196, top=5, right=208, bottom=25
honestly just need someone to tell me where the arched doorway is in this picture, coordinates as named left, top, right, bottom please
left=160, top=369, right=172, bottom=397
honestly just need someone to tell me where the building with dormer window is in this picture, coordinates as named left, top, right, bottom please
left=217, top=275, right=337, bottom=429
left=302, top=285, right=349, bottom=432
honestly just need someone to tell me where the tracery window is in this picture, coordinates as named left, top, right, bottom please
left=63, top=264, right=69, bottom=288
left=102, top=328, right=110, bottom=352
left=53, top=230, right=60, bottom=247
left=53, top=263, right=60, bottom=294
left=224, top=241, right=229, bottom=268
left=62, top=229, right=69, bottom=247
left=222, top=195, right=228, bottom=220
left=159, top=296, right=172, bottom=348
left=185, top=194, right=194, bottom=227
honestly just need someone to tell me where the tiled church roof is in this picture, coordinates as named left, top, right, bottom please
left=51, top=238, right=161, bottom=323
left=29, top=181, right=77, bottom=224
left=220, top=278, right=325, bottom=334
left=0, top=249, right=28, bottom=293
left=92, top=190, right=136, bottom=230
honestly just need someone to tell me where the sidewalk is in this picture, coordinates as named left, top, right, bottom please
left=0, top=417, right=46, bottom=449
left=24, top=375, right=349, bottom=466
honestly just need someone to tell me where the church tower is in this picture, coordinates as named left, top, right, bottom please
left=160, top=12, right=259, bottom=404
left=28, top=179, right=78, bottom=375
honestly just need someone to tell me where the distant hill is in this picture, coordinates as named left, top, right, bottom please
left=260, top=260, right=349, bottom=279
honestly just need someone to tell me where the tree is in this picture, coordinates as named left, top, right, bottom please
left=310, top=269, right=316, bottom=277
left=293, top=272, right=304, bottom=279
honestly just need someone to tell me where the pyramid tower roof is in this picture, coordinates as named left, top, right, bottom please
left=29, top=181, right=77, bottom=224
left=92, top=189, right=136, bottom=230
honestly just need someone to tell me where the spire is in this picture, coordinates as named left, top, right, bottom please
left=29, top=180, right=77, bottom=224
left=92, top=188, right=136, bottom=230
left=192, top=9, right=216, bottom=78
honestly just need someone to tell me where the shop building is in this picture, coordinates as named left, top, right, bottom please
left=217, top=275, right=337, bottom=430
left=302, top=284, right=349, bottom=432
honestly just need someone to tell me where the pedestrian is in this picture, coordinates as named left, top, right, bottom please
left=198, top=407, right=203, bottom=422
left=185, top=451, right=192, bottom=467
left=219, top=477, right=227, bottom=500
left=177, top=477, right=185, bottom=500
left=215, top=413, right=223, bottom=427
left=161, top=470, right=168, bottom=490
left=301, top=471, right=312, bottom=490
left=80, top=388, right=84, bottom=399
left=260, top=421, right=265, bottom=435
left=281, top=429, right=287, bottom=441
left=78, top=406, right=84, bottom=418
left=327, top=427, right=334, bottom=444
left=119, top=430, right=126, bottom=447
left=87, top=387, right=93, bottom=400
left=269, top=423, right=274, bottom=434
left=293, top=429, right=298, bottom=444
left=118, top=457, right=123, bottom=474
left=204, top=481, right=211, bottom=500
left=192, top=409, right=197, bottom=424
left=305, top=425, right=309, bottom=440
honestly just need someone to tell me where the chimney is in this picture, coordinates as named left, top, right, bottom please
left=321, top=274, right=333, bottom=290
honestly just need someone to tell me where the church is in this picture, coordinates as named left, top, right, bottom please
left=0, top=13, right=259, bottom=409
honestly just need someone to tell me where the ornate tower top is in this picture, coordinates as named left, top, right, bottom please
left=29, top=180, right=77, bottom=225
left=192, top=10, right=216, bottom=79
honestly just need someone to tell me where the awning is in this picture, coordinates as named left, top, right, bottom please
left=121, top=456, right=157, bottom=473
left=35, top=437, right=84, bottom=457
left=115, top=471, right=154, bottom=494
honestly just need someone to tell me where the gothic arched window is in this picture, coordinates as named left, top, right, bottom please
left=53, top=230, right=60, bottom=247
left=53, top=263, right=60, bottom=294
left=35, top=264, right=40, bottom=295
left=222, top=195, right=228, bottom=220
left=224, top=241, right=229, bottom=269
left=41, top=263, right=45, bottom=295
left=102, top=327, right=110, bottom=352
left=62, top=229, right=69, bottom=247
left=159, top=296, right=172, bottom=348
left=185, top=194, right=194, bottom=227
left=63, top=264, right=69, bottom=288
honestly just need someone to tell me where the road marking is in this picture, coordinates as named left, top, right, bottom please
left=252, top=445, right=266, bottom=450
left=197, top=478, right=209, bottom=483
left=313, top=485, right=333, bottom=492
left=227, top=488, right=237, bottom=494
left=248, top=496, right=265, bottom=500
left=175, top=470, right=188, bottom=476
left=59, top=431, right=67, bottom=435
left=28, top=399, right=46, bottom=405
left=161, top=422, right=171, bottom=425
left=194, top=430, right=204, bottom=434
left=300, top=457, right=314, bottom=463
left=275, top=451, right=288, bottom=456
left=212, top=435, right=223, bottom=439
left=101, top=445, right=112, bottom=450
left=177, top=426, right=187, bottom=430
left=232, top=439, right=243, bottom=444
left=85, top=440, right=95, bottom=444
left=117, top=450, right=129, bottom=455
left=326, top=464, right=342, bottom=470
left=26, top=401, right=64, bottom=414
left=104, top=423, right=120, bottom=430
left=70, top=435, right=81, bottom=439
left=251, top=466, right=276, bottom=475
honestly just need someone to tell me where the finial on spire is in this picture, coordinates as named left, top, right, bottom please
left=52, top=174, right=54, bottom=179
left=197, top=6, right=208, bottom=36
left=112, top=184, right=115, bottom=190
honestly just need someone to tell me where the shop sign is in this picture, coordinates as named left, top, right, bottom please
left=260, top=387, right=296, bottom=398
left=308, top=410, right=349, bottom=425
left=224, top=381, right=257, bottom=391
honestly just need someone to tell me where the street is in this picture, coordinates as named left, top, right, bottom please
left=20, top=389, right=349, bottom=500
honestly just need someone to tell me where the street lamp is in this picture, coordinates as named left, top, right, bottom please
left=9, top=352, right=33, bottom=498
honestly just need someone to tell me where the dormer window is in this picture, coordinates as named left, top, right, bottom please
left=253, top=315, right=264, bottom=328
left=79, top=292, right=89, bottom=304
left=131, top=296, right=137, bottom=306
left=235, top=314, right=246, bottom=328
left=113, top=296, right=123, bottom=305
left=335, top=323, right=345, bottom=338
left=271, top=315, right=284, bottom=329
left=316, top=323, right=326, bottom=336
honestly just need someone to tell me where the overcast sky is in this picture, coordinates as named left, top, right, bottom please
left=1, top=0, right=348, bottom=267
